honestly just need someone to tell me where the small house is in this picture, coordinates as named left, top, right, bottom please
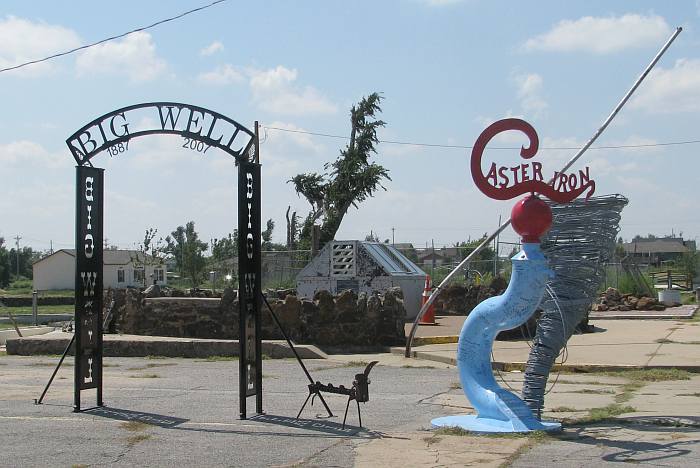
left=32, top=249, right=167, bottom=291
left=296, top=241, right=427, bottom=319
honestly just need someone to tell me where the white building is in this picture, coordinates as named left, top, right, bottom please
left=32, top=249, right=167, bottom=291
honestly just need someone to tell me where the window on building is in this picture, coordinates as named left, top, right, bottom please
left=117, top=269, right=125, bottom=283
left=155, top=269, right=164, bottom=282
left=133, top=268, right=145, bottom=283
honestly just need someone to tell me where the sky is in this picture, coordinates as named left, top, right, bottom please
left=1, top=0, right=699, bottom=254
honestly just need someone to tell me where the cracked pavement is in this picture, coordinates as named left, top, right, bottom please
left=1, top=352, right=699, bottom=467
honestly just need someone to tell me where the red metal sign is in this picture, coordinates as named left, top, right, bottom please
left=471, top=118, right=595, bottom=203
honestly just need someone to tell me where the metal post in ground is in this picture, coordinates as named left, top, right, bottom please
left=32, top=290, right=38, bottom=326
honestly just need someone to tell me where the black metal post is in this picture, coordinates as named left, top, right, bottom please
left=35, top=334, right=75, bottom=405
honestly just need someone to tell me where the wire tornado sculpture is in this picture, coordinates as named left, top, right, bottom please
left=521, top=194, right=628, bottom=418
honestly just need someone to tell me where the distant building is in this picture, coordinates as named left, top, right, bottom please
left=416, top=246, right=462, bottom=267
left=623, top=237, right=695, bottom=266
left=32, top=249, right=167, bottom=291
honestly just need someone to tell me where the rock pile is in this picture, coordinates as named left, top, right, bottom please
left=592, top=287, right=666, bottom=311
left=433, top=278, right=508, bottom=316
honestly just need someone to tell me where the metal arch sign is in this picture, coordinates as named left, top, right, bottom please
left=66, top=102, right=256, bottom=166
left=66, top=103, right=262, bottom=419
left=470, top=118, right=596, bottom=203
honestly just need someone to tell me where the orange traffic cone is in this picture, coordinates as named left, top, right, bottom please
left=418, top=275, right=436, bottom=325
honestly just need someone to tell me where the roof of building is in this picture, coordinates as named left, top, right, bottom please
left=623, top=240, right=689, bottom=255
left=33, top=249, right=165, bottom=266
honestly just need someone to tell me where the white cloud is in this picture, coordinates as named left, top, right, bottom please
left=630, top=58, right=700, bottom=113
left=513, top=73, right=548, bottom=116
left=197, top=63, right=244, bottom=85
left=200, top=40, right=224, bottom=56
left=75, top=31, right=167, bottom=82
left=263, top=121, right=324, bottom=153
left=523, top=14, right=671, bottom=54
left=196, top=63, right=336, bottom=115
left=247, top=66, right=337, bottom=115
left=0, top=140, right=69, bottom=168
left=0, top=16, right=81, bottom=76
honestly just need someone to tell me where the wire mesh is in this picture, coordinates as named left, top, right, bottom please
left=521, top=194, right=628, bottom=418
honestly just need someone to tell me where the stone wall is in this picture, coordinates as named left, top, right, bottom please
left=107, top=287, right=405, bottom=347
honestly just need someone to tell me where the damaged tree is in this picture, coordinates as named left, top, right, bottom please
left=290, top=92, right=390, bottom=252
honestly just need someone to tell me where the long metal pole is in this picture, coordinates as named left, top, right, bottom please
left=260, top=293, right=334, bottom=417
left=35, top=334, right=75, bottom=405
left=405, top=26, right=682, bottom=357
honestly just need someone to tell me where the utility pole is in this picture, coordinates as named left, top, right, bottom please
left=391, top=227, right=395, bottom=247
left=14, top=235, right=21, bottom=277
left=49, top=240, right=54, bottom=255
left=494, top=215, right=501, bottom=277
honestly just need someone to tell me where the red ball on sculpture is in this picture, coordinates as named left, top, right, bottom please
left=511, top=194, right=552, bottom=243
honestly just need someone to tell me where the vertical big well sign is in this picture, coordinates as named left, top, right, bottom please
left=74, top=166, right=104, bottom=411
left=238, top=160, right=262, bottom=418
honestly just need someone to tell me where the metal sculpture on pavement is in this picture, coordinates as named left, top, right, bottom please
left=432, top=118, right=597, bottom=433
left=522, top=194, right=628, bottom=418
left=62, top=103, right=262, bottom=417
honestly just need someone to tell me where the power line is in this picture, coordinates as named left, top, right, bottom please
left=261, top=125, right=700, bottom=151
left=0, top=0, right=229, bottom=74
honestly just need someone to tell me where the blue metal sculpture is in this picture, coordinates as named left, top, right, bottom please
left=431, top=241, right=560, bottom=432
left=432, top=119, right=577, bottom=433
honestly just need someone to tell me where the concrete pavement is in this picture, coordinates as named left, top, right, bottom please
left=1, top=308, right=699, bottom=467
left=399, top=313, right=700, bottom=371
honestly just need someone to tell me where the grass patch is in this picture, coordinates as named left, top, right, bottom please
left=0, top=304, right=74, bottom=316
left=449, top=381, right=462, bottom=390
left=144, top=355, right=168, bottom=360
left=570, top=404, right=636, bottom=424
left=71, top=464, right=88, bottom=468
left=127, top=363, right=177, bottom=370
left=567, top=388, right=615, bottom=395
left=555, top=379, right=610, bottom=386
left=128, top=373, right=160, bottom=379
left=313, top=361, right=373, bottom=371
left=119, top=421, right=152, bottom=432
left=615, top=382, right=645, bottom=404
left=0, top=350, right=7, bottom=357
left=401, top=364, right=435, bottom=369
left=434, top=426, right=471, bottom=436
left=550, top=406, right=577, bottom=413
left=601, top=368, right=693, bottom=382
left=498, top=432, right=556, bottom=468
left=126, top=434, right=152, bottom=446
left=198, top=355, right=238, bottom=362
left=345, top=360, right=370, bottom=367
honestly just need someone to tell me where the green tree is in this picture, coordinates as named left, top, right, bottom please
left=0, top=238, right=10, bottom=287
left=211, top=231, right=237, bottom=262
left=166, top=222, right=208, bottom=287
left=455, top=235, right=495, bottom=263
left=261, top=219, right=286, bottom=251
left=132, top=228, right=169, bottom=287
left=678, top=250, right=699, bottom=278
left=290, top=92, right=390, bottom=251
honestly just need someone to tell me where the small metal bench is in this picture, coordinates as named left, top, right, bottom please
left=296, top=361, right=378, bottom=429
